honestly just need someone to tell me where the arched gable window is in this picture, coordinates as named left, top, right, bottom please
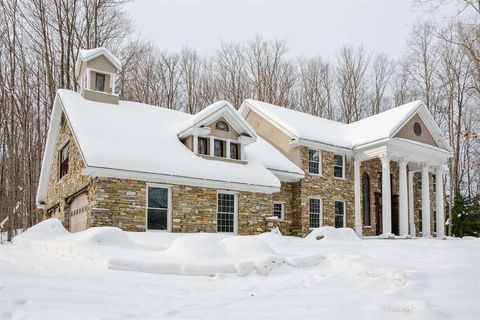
left=362, top=173, right=371, bottom=226
left=216, top=121, right=229, bottom=131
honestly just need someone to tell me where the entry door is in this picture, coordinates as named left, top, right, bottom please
left=391, top=195, right=399, bottom=235
left=147, top=186, right=170, bottom=231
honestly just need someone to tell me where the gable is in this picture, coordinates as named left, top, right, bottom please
left=394, top=113, right=438, bottom=147
left=80, top=55, right=118, bottom=75
left=206, top=117, right=240, bottom=140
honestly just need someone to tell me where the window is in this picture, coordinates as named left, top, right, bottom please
left=334, top=154, right=345, bottom=178
left=214, top=139, right=225, bottom=157
left=309, top=198, right=322, bottom=228
left=216, top=121, right=229, bottom=131
left=308, top=149, right=320, bottom=174
left=230, top=143, right=240, bottom=160
left=362, top=173, right=371, bottom=226
left=433, top=210, right=437, bottom=233
left=59, top=143, right=69, bottom=179
left=198, top=137, right=208, bottom=155
left=147, top=187, right=170, bottom=230
left=432, top=174, right=436, bottom=192
left=273, top=202, right=284, bottom=220
left=335, top=201, right=345, bottom=228
left=217, top=192, right=236, bottom=233
left=378, top=172, right=382, bottom=192
left=95, top=73, right=106, bottom=91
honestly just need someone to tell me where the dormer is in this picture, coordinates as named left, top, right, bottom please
left=75, top=47, right=122, bottom=105
left=178, top=101, right=257, bottom=163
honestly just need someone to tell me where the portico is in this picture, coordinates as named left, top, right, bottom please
left=353, top=137, right=451, bottom=238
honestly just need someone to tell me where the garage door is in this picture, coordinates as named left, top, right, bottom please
left=69, top=193, right=88, bottom=232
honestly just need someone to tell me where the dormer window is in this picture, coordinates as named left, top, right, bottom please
left=198, top=137, right=208, bottom=155
left=214, top=139, right=225, bottom=157
left=216, top=121, right=229, bottom=131
left=230, top=143, right=240, bottom=160
left=95, top=73, right=106, bottom=92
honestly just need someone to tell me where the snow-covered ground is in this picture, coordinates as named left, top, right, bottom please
left=0, top=219, right=478, bottom=320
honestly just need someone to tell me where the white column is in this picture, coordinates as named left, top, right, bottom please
left=354, top=160, right=362, bottom=236
left=226, top=140, right=231, bottom=159
left=421, top=164, right=431, bottom=237
left=408, top=171, right=416, bottom=237
left=435, top=166, right=445, bottom=238
left=209, top=136, right=214, bottom=156
left=399, top=159, right=409, bottom=236
left=111, top=75, right=116, bottom=94
left=193, top=134, right=198, bottom=154
left=381, top=155, right=392, bottom=235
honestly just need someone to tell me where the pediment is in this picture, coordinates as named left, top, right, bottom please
left=394, top=113, right=439, bottom=147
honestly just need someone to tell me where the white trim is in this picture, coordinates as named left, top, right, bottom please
left=307, top=148, right=322, bottom=176
left=145, top=184, right=172, bottom=232
left=82, top=166, right=280, bottom=194
left=217, top=190, right=238, bottom=234
left=75, top=47, right=122, bottom=77
left=308, top=197, right=323, bottom=228
left=268, top=169, right=304, bottom=182
left=333, top=154, right=345, bottom=179
left=273, top=201, right=285, bottom=221
left=290, top=138, right=354, bottom=155
left=334, top=200, right=347, bottom=228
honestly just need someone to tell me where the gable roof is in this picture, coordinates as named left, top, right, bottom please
left=36, top=91, right=304, bottom=207
left=74, top=47, right=122, bottom=76
left=177, top=101, right=257, bottom=144
left=240, top=99, right=452, bottom=152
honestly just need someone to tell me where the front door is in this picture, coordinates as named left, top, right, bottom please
left=391, top=195, right=399, bottom=235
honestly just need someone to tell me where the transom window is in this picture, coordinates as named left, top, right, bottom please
left=59, top=143, right=69, bottom=179
left=333, top=154, right=344, bottom=178
left=308, top=149, right=320, bottom=175
left=309, top=198, right=322, bottom=228
left=95, top=72, right=106, bottom=92
left=198, top=137, right=208, bottom=155
left=273, top=202, right=284, bottom=220
left=335, top=201, right=345, bottom=228
left=214, top=139, right=225, bottom=157
left=147, top=187, right=170, bottom=231
left=230, top=143, right=240, bottom=160
left=217, top=192, right=236, bottom=233
left=216, top=121, right=229, bottom=131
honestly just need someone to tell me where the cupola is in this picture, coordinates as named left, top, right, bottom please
left=75, top=47, right=122, bottom=104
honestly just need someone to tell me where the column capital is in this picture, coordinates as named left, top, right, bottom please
left=421, top=162, right=432, bottom=171
left=379, top=153, right=390, bottom=166
left=398, top=157, right=409, bottom=167
left=434, top=165, right=445, bottom=175
left=354, top=159, right=361, bottom=168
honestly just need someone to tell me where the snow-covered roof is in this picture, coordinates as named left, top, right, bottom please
left=240, top=99, right=451, bottom=151
left=177, top=100, right=257, bottom=144
left=75, top=47, right=122, bottom=76
left=37, top=91, right=305, bottom=206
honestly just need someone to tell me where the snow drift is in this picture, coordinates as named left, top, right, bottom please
left=14, top=219, right=323, bottom=276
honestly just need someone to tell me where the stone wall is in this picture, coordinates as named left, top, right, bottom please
left=89, top=178, right=273, bottom=235
left=295, top=147, right=354, bottom=236
left=413, top=172, right=437, bottom=235
left=272, top=182, right=301, bottom=235
left=44, top=115, right=93, bottom=228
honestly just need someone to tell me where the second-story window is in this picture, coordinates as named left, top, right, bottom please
left=59, top=143, right=69, bottom=179
left=214, top=139, right=225, bottom=157
left=334, top=154, right=345, bottom=178
left=95, top=73, right=106, bottom=91
left=308, top=149, right=320, bottom=174
left=198, top=137, right=208, bottom=155
left=230, top=143, right=240, bottom=160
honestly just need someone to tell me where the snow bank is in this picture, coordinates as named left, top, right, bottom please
left=305, top=226, right=360, bottom=242
left=14, top=219, right=324, bottom=277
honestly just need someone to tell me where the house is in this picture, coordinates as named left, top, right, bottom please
left=36, top=47, right=452, bottom=237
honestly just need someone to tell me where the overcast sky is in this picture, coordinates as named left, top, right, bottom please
left=125, top=0, right=430, bottom=59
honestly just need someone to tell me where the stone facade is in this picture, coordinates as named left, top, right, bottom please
left=412, top=172, right=437, bottom=235
left=44, top=115, right=93, bottom=229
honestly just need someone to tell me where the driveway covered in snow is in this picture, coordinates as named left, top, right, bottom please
left=0, top=219, right=478, bottom=319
